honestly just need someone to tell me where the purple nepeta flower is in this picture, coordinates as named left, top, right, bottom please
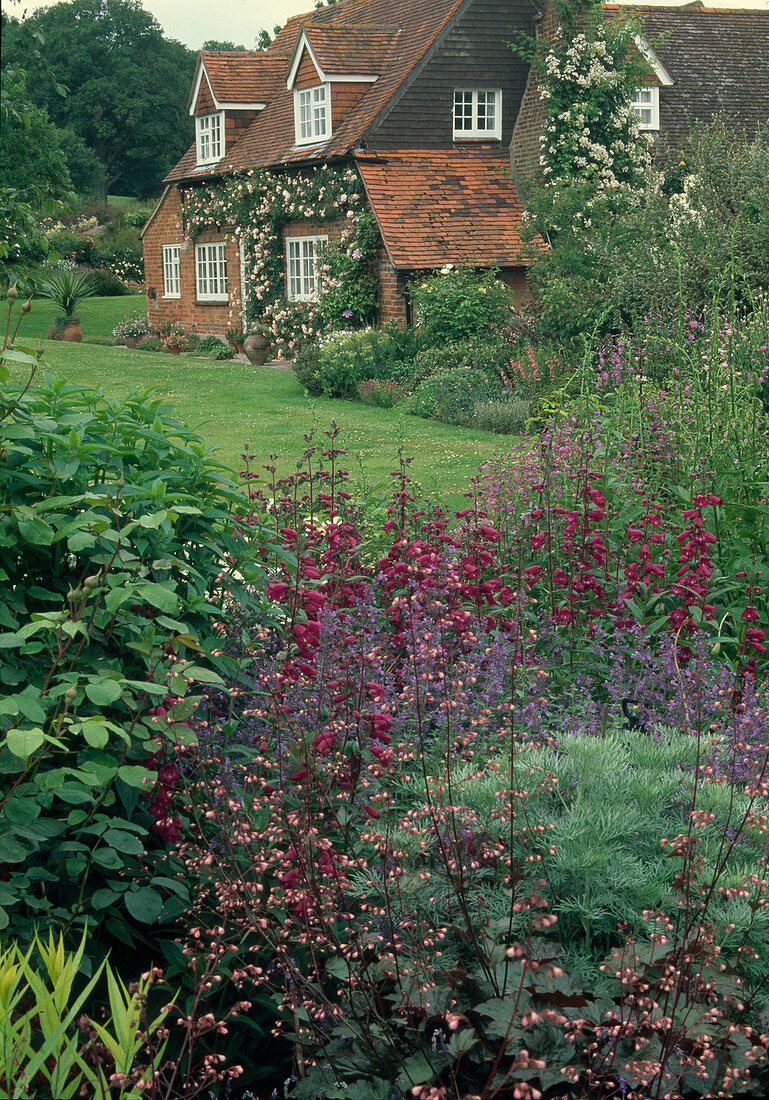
left=351, top=249, right=362, bottom=260
left=342, top=308, right=354, bottom=318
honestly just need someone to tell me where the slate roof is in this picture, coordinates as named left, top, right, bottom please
left=196, top=52, right=285, bottom=106
left=165, top=0, right=467, bottom=182
left=607, top=5, right=769, bottom=149
left=356, top=149, right=535, bottom=269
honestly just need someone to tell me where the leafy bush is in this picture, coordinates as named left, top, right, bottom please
left=408, top=337, right=518, bottom=392
left=404, top=366, right=502, bottom=426
left=194, top=335, right=227, bottom=355
left=112, top=312, right=152, bottom=341
left=0, top=373, right=266, bottom=969
left=207, top=343, right=235, bottom=360
left=527, top=123, right=769, bottom=341
left=357, top=378, right=401, bottom=408
left=294, top=328, right=405, bottom=399
left=137, top=335, right=163, bottom=351
left=407, top=266, right=512, bottom=345
left=83, top=265, right=131, bottom=297
left=473, top=394, right=530, bottom=433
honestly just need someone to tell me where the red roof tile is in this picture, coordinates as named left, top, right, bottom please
left=356, top=148, right=536, bottom=269
left=301, top=26, right=399, bottom=75
left=199, top=51, right=285, bottom=105
left=166, top=0, right=467, bottom=182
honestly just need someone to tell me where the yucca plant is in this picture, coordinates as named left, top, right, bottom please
left=42, top=266, right=97, bottom=320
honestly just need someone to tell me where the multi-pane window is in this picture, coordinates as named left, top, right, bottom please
left=195, top=112, right=224, bottom=165
left=162, top=244, right=181, bottom=298
left=294, top=85, right=330, bottom=145
left=285, top=235, right=327, bottom=301
left=195, top=242, right=228, bottom=301
left=453, top=90, right=501, bottom=139
left=631, top=86, right=659, bottom=130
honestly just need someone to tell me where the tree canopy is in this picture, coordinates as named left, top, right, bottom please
left=3, top=0, right=195, bottom=199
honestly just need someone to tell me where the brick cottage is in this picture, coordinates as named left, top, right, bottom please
left=141, top=0, right=769, bottom=337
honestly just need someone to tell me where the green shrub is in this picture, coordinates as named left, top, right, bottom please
left=207, top=343, right=235, bottom=360
left=0, top=371, right=267, bottom=968
left=404, top=366, right=501, bottom=426
left=473, top=395, right=531, bottom=434
left=408, top=337, right=517, bottom=391
left=137, top=335, right=164, bottom=351
left=358, top=378, right=401, bottom=408
left=85, top=266, right=131, bottom=297
left=194, top=335, right=227, bottom=355
left=407, top=267, right=512, bottom=345
left=294, top=328, right=405, bottom=399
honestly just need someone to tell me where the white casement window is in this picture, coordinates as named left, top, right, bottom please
left=195, top=112, right=224, bottom=165
left=294, top=84, right=330, bottom=145
left=285, top=235, right=327, bottom=301
left=631, top=86, right=659, bottom=130
left=453, top=89, right=501, bottom=140
left=162, top=244, right=181, bottom=299
left=195, top=241, right=228, bottom=301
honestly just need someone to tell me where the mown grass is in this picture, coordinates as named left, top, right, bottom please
left=6, top=334, right=510, bottom=506
left=7, top=294, right=145, bottom=341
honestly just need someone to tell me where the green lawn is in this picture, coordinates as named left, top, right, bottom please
left=8, top=294, right=146, bottom=341
left=6, top=339, right=511, bottom=507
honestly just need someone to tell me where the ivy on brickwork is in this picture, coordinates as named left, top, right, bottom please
left=181, top=165, right=380, bottom=354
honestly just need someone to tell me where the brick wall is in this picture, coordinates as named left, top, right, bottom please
left=499, top=266, right=534, bottom=311
left=377, top=248, right=408, bottom=329
left=509, top=3, right=562, bottom=197
left=142, top=186, right=242, bottom=336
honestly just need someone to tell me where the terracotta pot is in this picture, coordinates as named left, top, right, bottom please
left=167, top=343, right=182, bottom=355
left=236, top=342, right=245, bottom=354
left=62, top=320, right=82, bottom=342
left=124, top=336, right=140, bottom=348
left=243, top=332, right=271, bottom=365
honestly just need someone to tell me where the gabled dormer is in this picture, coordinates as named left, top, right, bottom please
left=189, top=51, right=278, bottom=168
left=628, top=35, right=674, bottom=132
left=286, top=27, right=391, bottom=147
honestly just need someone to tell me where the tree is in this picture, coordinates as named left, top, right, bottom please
left=201, top=39, right=246, bottom=50
left=0, top=72, right=72, bottom=200
left=6, top=0, right=195, bottom=199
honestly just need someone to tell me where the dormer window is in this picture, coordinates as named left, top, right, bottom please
left=453, top=89, right=501, bottom=140
left=631, top=86, right=660, bottom=131
left=196, top=112, right=224, bottom=165
left=294, top=85, right=330, bottom=145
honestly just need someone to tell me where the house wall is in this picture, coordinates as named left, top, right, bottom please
left=378, top=248, right=409, bottom=329
left=365, top=0, right=535, bottom=150
left=509, top=5, right=561, bottom=196
left=143, top=186, right=242, bottom=335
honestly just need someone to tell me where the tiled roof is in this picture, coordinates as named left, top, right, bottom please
left=165, top=0, right=467, bottom=182
left=606, top=5, right=769, bottom=149
left=199, top=51, right=285, bottom=105
left=301, top=26, right=399, bottom=75
left=356, top=148, right=535, bottom=269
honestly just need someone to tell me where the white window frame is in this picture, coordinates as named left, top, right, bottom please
left=162, top=244, right=181, bottom=299
left=294, top=84, right=331, bottom=146
left=195, top=111, right=224, bottom=165
left=195, top=241, right=228, bottom=302
left=285, top=235, right=328, bottom=301
left=631, top=85, right=660, bottom=131
left=453, top=89, right=502, bottom=140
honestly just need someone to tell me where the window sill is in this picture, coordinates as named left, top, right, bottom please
left=162, top=294, right=181, bottom=300
left=195, top=297, right=229, bottom=305
left=453, top=134, right=501, bottom=142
